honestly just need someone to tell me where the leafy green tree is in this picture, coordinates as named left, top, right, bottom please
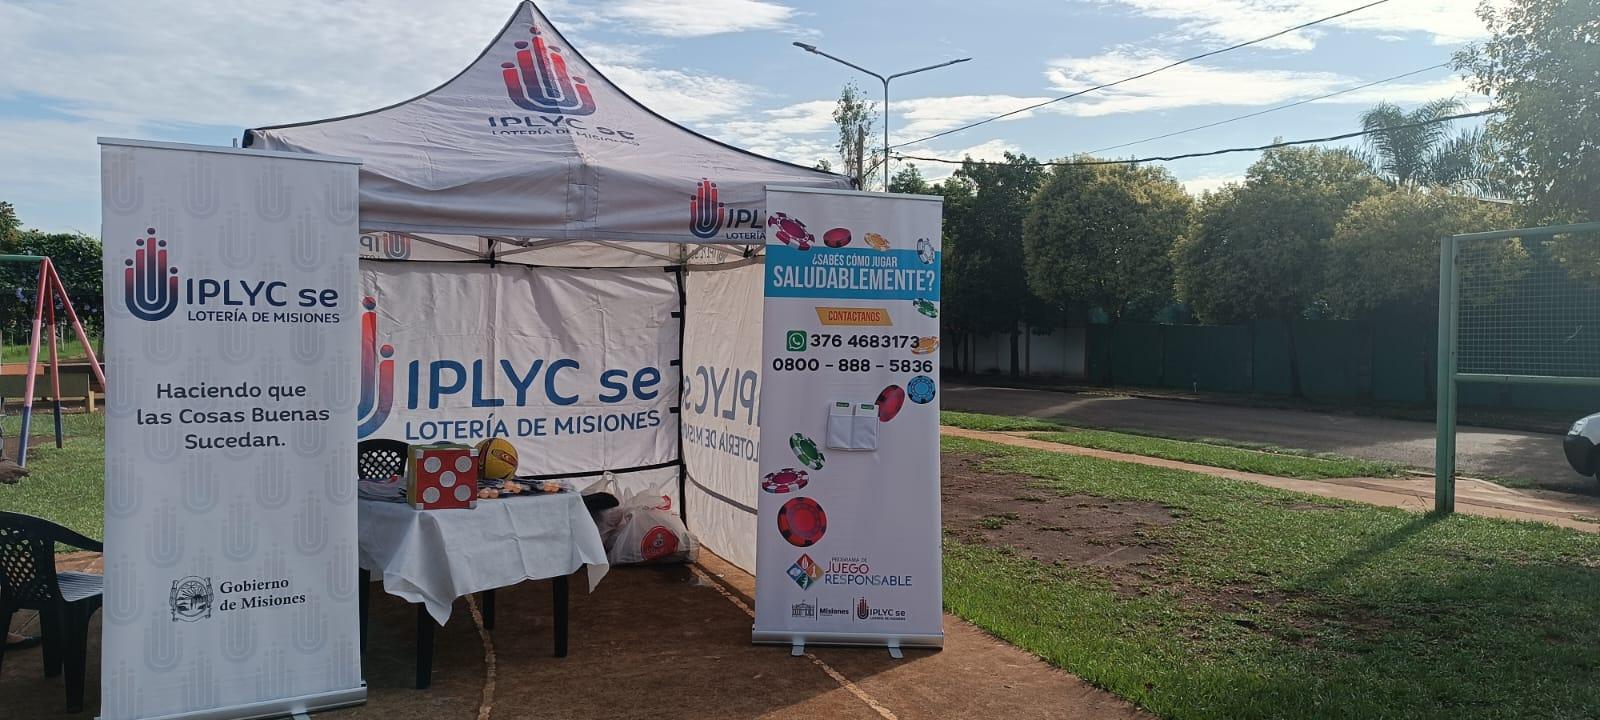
left=0, top=202, right=19, bottom=248
left=831, top=83, right=877, bottom=189
left=1358, top=99, right=1491, bottom=193
left=888, top=164, right=929, bottom=194
left=1456, top=0, right=1600, bottom=221
left=1324, top=190, right=1518, bottom=318
left=939, top=153, right=1046, bottom=375
left=0, top=231, right=104, bottom=343
left=1023, top=160, right=1192, bottom=323
left=1172, top=146, right=1384, bottom=395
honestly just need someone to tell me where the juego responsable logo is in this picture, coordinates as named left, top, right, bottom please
left=501, top=26, right=595, bottom=115
left=124, top=227, right=180, bottom=321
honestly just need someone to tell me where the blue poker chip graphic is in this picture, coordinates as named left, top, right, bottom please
left=907, top=375, right=936, bottom=404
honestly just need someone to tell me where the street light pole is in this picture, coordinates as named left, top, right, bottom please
left=793, top=42, right=969, bottom=191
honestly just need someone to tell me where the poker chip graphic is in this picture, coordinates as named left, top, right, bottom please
left=777, top=496, right=827, bottom=547
left=761, top=468, right=810, bottom=494
left=907, top=375, right=937, bottom=404
left=789, top=433, right=825, bottom=469
left=917, top=237, right=936, bottom=264
left=768, top=212, right=814, bottom=250
left=876, top=384, right=906, bottom=422
left=911, top=336, right=940, bottom=355
left=823, top=227, right=852, bottom=248
left=913, top=298, right=938, bottom=318
left=864, top=232, right=891, bottom=252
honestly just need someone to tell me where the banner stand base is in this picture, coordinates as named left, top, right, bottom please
left=99, top=685, right=367, bottom=720
left=754, top=631, right=944, bottom=652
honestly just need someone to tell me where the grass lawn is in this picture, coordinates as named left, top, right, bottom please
left=0, top=337, right=99, bottom=364
left=0, top=412, right=103, bottom=541
left=942, top=435, right=1600, bottom=720
left=942, top=410, right=1399, bottom=479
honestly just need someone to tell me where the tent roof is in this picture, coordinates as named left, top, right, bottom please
left=244, top=1, right=850, bottom=243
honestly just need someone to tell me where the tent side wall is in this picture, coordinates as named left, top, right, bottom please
left=681, top=263, right=765, bottom=572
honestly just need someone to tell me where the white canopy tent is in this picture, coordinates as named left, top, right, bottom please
left=244, top=0, right=849, bottom=571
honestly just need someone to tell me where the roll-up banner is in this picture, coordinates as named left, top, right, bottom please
left=99, top=138, right=365, bottom=720
left=753, top=186, right=944, bottom=652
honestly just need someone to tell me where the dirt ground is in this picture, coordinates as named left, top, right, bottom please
left=5, top=547, right=1148, bottom=720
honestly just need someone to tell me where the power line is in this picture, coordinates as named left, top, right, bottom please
left=894, top=108, right=1500, bottom=167
left=1083, top=62, right=1454, bottom=155
left=890, top=0, right=1393, bottom=150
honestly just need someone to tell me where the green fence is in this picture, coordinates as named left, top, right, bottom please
left=1085, top=316, right=1600, bottom=413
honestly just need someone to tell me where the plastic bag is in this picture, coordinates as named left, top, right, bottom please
left=598, top=477, right=697, bottom=565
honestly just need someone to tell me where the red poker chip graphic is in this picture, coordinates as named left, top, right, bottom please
left=639, top=526, right=679, bottom=561
left=823, top=227, right=852, bottom=248
left=761, top=468, right=810, bottom=494
left=777, top=497, right=827, bottom=547
left=876, top=384, right=906, bottom=422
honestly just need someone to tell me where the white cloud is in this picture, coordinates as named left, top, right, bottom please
left=1045, top=50, right=1356, bottom=116
left=1178, top=173, right=1242, bottom=196
left=890, top=95, right=1059, bottom=144
left=598, top=0, right=797, bottom=37
left=600, top=65, right=758, bottom=121
left=897, top=139, right=1024, bottom=182
left=1090, top=0, right=1490, bottom=50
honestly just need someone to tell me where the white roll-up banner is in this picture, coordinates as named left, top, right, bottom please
left=753, top=187, right=944, bottom=650
left=99, top=139, right=366, bottom=720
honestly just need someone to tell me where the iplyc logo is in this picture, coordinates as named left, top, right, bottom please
left=689, top=178, right=724, bottom=239
left=501, top=26, right=596, bottom=115
left=357, top=297, right=395, bottom=439
left=124, top=228, right=180, bottom=321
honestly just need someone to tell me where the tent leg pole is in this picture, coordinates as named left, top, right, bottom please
left=674, top=264, right=688, bottom=527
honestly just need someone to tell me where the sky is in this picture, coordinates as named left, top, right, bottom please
left=0, top=0, right=1494, bottom=235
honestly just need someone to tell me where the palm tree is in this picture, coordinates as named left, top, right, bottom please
left=1359, top=99, right=1496, bottom=195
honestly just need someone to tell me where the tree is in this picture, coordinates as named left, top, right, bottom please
left=0, top=202, right=18, bottom=248
left=1023, top=160, right=1192, bottom=323
left=812, top=158, right=833, bottom=173
left=0, top=232, right=104, bottom=342
left=939, top=153, right=1046, bottom=375
left=887, top=164, right=929, bottom=194
left=1324, top=190, right=1517, bottom=318
left=1456, top=0, right=1600, bottom=221
left=1358, top=99, right=1492, bottom=193
left=1171, top=146, right=1384, bottom=395
left=831, top=83, right=877, bottom=189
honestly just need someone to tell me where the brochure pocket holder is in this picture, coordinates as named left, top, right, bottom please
left=826, top=401, right=854, bottom=450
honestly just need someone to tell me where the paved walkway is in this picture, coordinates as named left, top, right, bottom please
left=10, top=551, right=1150, bottom=720
left=944, top=383, right=1590, bottom=493
left=943, top=425, right=1600, bottom=534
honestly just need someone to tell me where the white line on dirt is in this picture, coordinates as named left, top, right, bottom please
left=689, top=564, right=900, bottom=720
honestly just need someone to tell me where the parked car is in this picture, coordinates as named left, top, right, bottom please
left=1564, top=412, right=1600, bottom=477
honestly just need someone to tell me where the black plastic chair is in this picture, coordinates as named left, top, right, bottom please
left=0, top=511, right=103, bottom=713
left=358, top=438, right=410, bottom=480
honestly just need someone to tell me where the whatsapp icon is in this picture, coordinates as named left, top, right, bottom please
left=785, top=330, right=808, bottom=352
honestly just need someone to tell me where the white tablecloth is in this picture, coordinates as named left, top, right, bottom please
left=359, top=493, right=609, bottom=624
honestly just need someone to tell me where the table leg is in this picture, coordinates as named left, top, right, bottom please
left=553, top=574, right=568, bottom=658
left=481, top=589, right=496, bottom=631
left=415, top=605, right=434, bottom=690
left=358, top=569, right=370, bottom=653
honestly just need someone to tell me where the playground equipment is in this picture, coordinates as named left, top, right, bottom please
left=0, top=254, right=104, bottom=466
